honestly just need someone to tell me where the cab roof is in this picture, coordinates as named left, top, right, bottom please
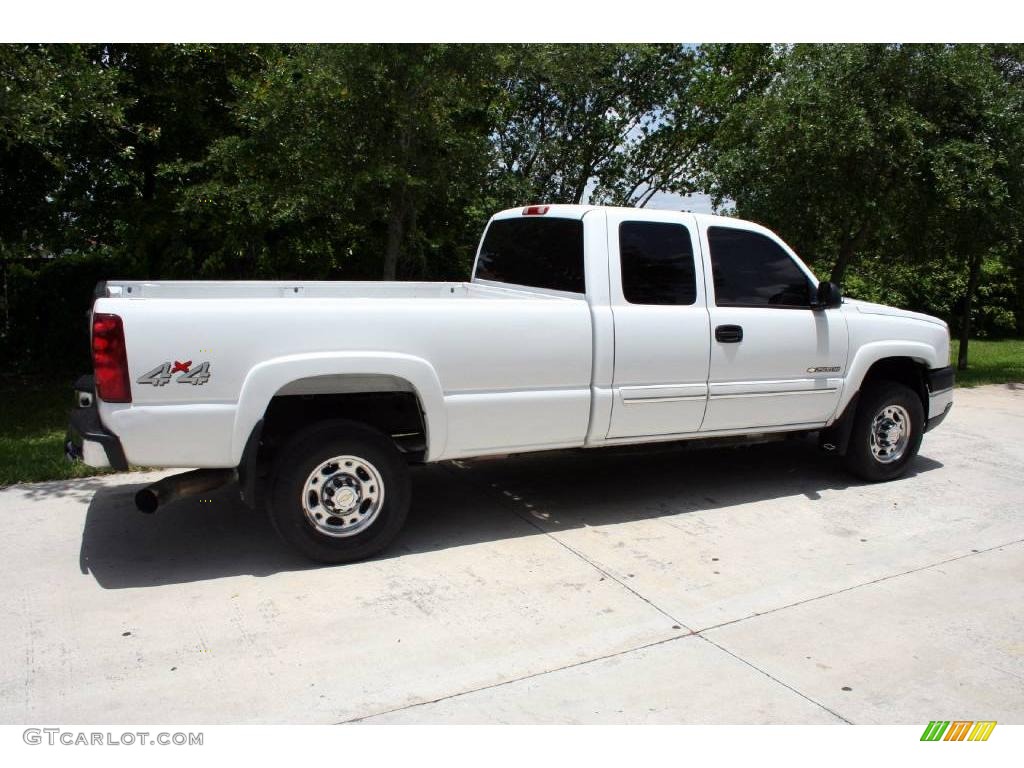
left=491, top=203, right=754, bottom=230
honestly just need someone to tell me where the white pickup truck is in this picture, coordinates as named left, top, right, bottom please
left=67, top=204, right=955, bottom=562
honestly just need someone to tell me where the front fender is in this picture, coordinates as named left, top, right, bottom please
left=231, top=351, right=447, bottom=463
left=836, top=340, right=943, bottom=418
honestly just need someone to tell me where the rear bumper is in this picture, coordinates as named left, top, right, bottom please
left=65, top=375, right=129, bottom=470
left=925, top=365, right=955, bottom=433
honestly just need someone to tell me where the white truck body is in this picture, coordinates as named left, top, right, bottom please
left=69, top=204, right=954, bottom=560
left=82, top=205, right=952, bottom=469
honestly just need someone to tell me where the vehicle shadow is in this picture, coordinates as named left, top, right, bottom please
left=78, top=438, right=943, bottom=589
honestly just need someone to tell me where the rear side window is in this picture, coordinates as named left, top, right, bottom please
left=708, top=227, right=812, bottom=308
left=475, top=217, right=585, bottom=293
left=619, top=221, right=697, bottom=305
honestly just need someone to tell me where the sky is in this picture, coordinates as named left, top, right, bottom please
left=645, top=190, right=718, bottom=214
left=580, top=177, right=722, bottom=214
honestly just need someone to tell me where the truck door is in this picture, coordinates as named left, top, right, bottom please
left=606, top=210, right=710, bottom=439
left=697, top=221, right=848, bottom=432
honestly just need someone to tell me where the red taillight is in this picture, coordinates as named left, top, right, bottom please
left=92, top=312, right=131, bottom=403
left=522, top=205, right=550, bottom=216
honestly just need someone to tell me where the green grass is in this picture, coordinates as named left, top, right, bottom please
left=1, top=338, right=1022, bottom=486
left=0, top=377, right=113, bottom=487
left=951, top=339, right=1024, bottom=387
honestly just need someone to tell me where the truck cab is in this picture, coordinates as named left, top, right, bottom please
left=475, top=204, right=951, bottom=448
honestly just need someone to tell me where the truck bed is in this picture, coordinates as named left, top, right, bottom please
left=103, top=280, right=548, bottom=301
left=93, top=279, right=595, bottom=468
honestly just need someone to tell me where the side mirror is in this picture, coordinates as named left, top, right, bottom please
left=815, top=280, right=842, bottom=310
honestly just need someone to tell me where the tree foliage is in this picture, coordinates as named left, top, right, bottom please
left=174, top=44, right=501, bottom=280
left=0, top=44, right=126, bottom=254
left=700, top=44, right=1024, bottom=366
left=492, top=44, right=700, bottom=206
left=1, top=43, right=1022, bottom=375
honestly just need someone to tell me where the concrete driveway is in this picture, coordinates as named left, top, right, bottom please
left=1, top=384, right=1022, bottom=724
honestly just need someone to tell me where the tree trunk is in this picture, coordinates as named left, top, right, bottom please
left=830, top=224, right=868, bottom=286
left=383, top=118, right=413, bottom=280
left=139, top=141, right=157, bottom=203
left=1015, top=243, right=1024, bottom=337
left=829, top=246, right=851, bottom=286
left=382, top=181, right=406, bottom=281
left=142, top=161, right=156, bottom=203
left=957, top=250, right=984, bottom=371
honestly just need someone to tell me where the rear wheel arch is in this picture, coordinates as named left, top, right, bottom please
left=231, top=353, right=448, bottom=464
left=237, top=369, right=439, bottom=509
left=260, top=378, right=429, bottom=461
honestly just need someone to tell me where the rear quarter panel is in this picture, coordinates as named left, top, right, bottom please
left=95, top=293, right=593, bottom=466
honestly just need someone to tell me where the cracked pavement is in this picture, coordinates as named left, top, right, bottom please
left=1, top=384, right=1022, bottom=723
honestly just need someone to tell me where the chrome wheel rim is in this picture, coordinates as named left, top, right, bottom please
left=869, top=404, right=911, bottom=464
left=301, top=455, right=385, bottom=537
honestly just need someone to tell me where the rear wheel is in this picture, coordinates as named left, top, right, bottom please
left=268, top=419, right=410, bottom=563
left=843, top=381, right=924, bottom=482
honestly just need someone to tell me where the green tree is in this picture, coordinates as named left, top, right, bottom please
left=0, top=44, right=127, bottom=256
left=699, top=44, right=1024, bottom=368
left=929, top=44, right=1024, bottom=368
left=179, top=44, right=501, bottom=280
left=4, top=44, right=1020, bottom=378
left=492, top=44, right=698, bottom=206
left=699, top=44, right=935, bottom=285
left=101, top=44, right=268, bottom=275
left=0, top=44, right=266, bottom=264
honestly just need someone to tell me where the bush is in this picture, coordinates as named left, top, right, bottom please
left=1, top=250, right=141, bottom=377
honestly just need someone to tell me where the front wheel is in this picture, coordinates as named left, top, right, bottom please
left=843, top=382, right=925, bottom=482
left=268, top=419, right=410, bottom=563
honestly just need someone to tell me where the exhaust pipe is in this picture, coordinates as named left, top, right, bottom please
left=135, top=468, right=236, bottom=514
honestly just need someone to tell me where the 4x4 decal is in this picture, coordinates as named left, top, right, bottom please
left=138, top=361, right=212, bottom=386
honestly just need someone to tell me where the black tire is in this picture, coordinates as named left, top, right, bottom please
left=268, top=419, right=410, bottom=563
left=843, top=381, right=925, bottom=482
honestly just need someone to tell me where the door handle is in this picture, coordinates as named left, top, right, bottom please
left=715, top=324, right=743, bottom=343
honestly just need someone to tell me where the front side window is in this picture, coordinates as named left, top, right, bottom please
left=475, top=217, right=585, bottom=293
left=619, top=221, right=698, bottom=305
left=708, top=226, right=812, bottom=308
